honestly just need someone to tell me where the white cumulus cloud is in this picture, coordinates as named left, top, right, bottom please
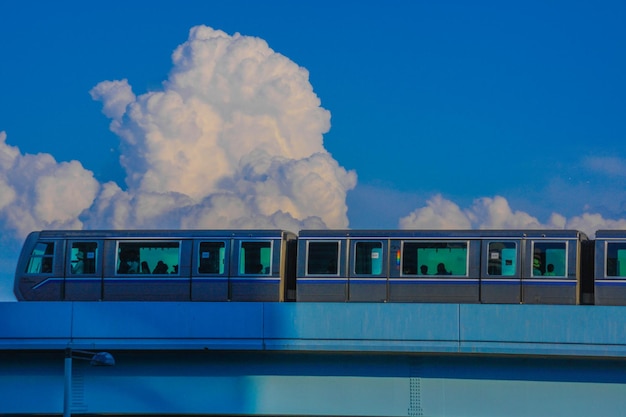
left=88, top=25, right=356, bottom=230
left=399, top=194, right=626, bottom=237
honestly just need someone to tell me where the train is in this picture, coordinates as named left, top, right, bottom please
left=12, top=228, right=626, bottom=305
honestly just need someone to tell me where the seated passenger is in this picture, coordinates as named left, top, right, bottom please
left=420, top=265, right=429, bottom=275
left=436, top=263, right=450, bottom=275
left=71, top=251, right=85, bottom=274
left=153, top=260, right=168, bottom=274
left=545, top=263, right=555, bottom=276
left=141, top=261, right=150, bottom=274
left=533, top=257, right=542, bottom=276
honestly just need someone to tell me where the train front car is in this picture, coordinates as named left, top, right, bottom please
left=14, top=229, right=297, bottom=302
left=594, top=230, right=626, bottom=305
left=296, top=229, right=586, bottom=304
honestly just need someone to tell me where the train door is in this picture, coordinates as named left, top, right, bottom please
left=230, top=237, right=282, bottom=301
left=64, top=240, right=103, bottom=301
left=480, top=240, right=521, bottom=303
left=595, top=237, right=626, bottom=305
left=191, top=239, right=230, bottom=301
left=523, top=239, right=577, bottom=304
left=296, top=238, right=347, bottom=301
left=348, top=239, right=387, bottom=302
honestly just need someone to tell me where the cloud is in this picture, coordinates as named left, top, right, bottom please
left=399, top=193, right=626, bottom=237
left=88, top=25, right=356, bottom=230
left=583, top=156, right=626, bottom=178
left=0, top=132, right=99, bottom=238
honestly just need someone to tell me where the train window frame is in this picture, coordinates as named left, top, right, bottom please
left=198, top=240, right=226, bottom=275
left=605, top=241, right=626, bottom=278
left=305, top=240, right=340, bottom=276
left=68, top=241, right=98, bottom=275
left=24, top=241, right=55, bottom=274
left=486, top=241, right=518, bottom=277
left=401, top=240, right=469, bottom=277
left=116, top=240, right=181, bottom=275
left=238, top=240, right=273, bottom=275
left=351, top=239, right=385, bottom=277
left=531, top=241, right=568, bottom=277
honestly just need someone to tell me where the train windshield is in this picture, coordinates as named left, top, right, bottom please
left=25, top=241, right=54, bottom=274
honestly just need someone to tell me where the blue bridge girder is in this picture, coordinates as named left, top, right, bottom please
left=2, top=302, right=626, bottom=416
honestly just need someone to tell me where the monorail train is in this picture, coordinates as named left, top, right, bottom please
left=12, top=229, right=626, bottom=305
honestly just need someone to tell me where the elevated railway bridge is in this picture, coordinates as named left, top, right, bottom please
left=2, top=302, right=626, bottom=416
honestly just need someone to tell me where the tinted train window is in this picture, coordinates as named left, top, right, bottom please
left=198, top=241, right=225, bottom=274
left=402, top=241, right=468, bottom=276
left=606, top=242, right=626, bottom=277
left=25, top=242, right=54, bottom=274
left=239, top=241, right=272, bottom=275
left=307, top=241, right=339, bottom=275
left=117, top=241, right=180, bottom=275
left=71, top=242, right=98, bottom=274
left=532, top=241, right=566, bottom=277
left=487, top=242, right=517, bottom=276
left=355, top=241, right=383, bottom=274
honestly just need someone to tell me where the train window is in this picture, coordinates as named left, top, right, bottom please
left=198, top=241, right=225, bottom=274
left=307, top=241, right=339, bottom=275
left=239, top=241, right=272, bottom=275
left=70, top=242, right=98, bottom=274
left=355, top=241, right=383, bottom=275
left=487, top=242, right=517, bottom=276
left=117, top=241, right=180, bottom=275
left=532, top=241, right=566, bottom=277
left=402, top=241, right=468, bottom=276
left=25, top=241, right=54, bottom=274
left=606, top=242, right=626, bottom=277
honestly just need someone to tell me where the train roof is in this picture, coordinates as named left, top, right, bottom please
left=595, top=230, right=626, bottom=239
left=31, top=229, right=297, bottom=240
left=298, top=229, right=588, bottom=240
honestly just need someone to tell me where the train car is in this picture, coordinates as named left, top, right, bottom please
left=594, top=230, right=626, bottom=305
left=14, top=229, right=297, bottom=302
left=296, top=229, right=589, bottom=304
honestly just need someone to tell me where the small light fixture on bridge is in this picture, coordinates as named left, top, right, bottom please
left=64, top=347, right=115, bottom=417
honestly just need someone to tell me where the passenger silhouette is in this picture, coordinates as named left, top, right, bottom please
left=153, top=260, right=168, bottom=274
left=436, top=263, right=450, bottom=275
left=71, top=251, right=84, bottom=274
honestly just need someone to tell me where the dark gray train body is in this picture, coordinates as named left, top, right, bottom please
left=13, top=228, right=626, bottom=305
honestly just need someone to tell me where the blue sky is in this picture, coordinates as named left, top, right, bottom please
left=0, top=0, right=625, bottom=298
